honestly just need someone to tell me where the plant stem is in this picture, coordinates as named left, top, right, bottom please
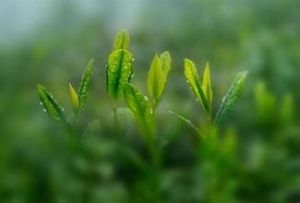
left=147, top=137, right=160, bottom=202
left=113, top=103, right=121, bottom=137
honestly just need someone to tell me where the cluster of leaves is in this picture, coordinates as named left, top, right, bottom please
left=37, top=59, right=94, bottom=128
left=106, top=30, right=172, bottom=141
left=37, top=30, right=248, bottom=138
left=36, top=30, right=248, bottom=202
left=170, top=59, right=248, bottom=137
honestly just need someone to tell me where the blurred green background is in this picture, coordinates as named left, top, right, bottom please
left=0, top=0, right=300, bottom=202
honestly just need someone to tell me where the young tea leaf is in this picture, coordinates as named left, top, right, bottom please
left=78, top=59, right=94, bottom=110
left=215, top=71, right=248, bottom=123
left=147, top=54, right=167, bottom=107
left=184, top=59, right=209, bottom=112
left=113, top=29, right=130, bottom=50
left=202, top=62, right=213, bottom=113
left=37, top=84, right=66, bottom=122
left=68, top=83, right=79, bottom=112
left=160, top=51, right=172, bottom=75
left=123, top=83, right=155, bottom=138
left=106, top=49, right=134, bottom=100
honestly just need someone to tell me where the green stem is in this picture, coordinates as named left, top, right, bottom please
left=113, top=104, right=121, bottom=137
left=144, top=118, right=161, bottom=202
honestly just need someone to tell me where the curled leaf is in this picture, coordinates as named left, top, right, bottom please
left=123, top=83, right=155, bottom=138
left=78, top=59, right=94, bottom=110
left=106, top=49, right=134, bottom=100
left=147, top=51, right=172, bottom=108
left=215, top=71, right=248, bottom=123
left=147, top=54, right=166, bottom=107
left=202, top=62, right=213, bottom=113
left=68, top=83, right=79, bottom=112
left=37, top=84, right=66, bottom=122
left=160, top=51, right=172, bottom=75
left=184, top=59, right=209, bottom=112
left=113, top=29, right=130, bottom=50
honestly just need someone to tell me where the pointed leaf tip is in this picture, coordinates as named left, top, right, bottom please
left=202, top=61, right=213, bottom=113
left=215, top=71, right=248, bottom=123
left=68, top=83, right=79, bottom=112
left=78, top=59, right=94, bottom=110
left=184, top=58, right=209, bottom=113
left=160, top=51, right=172, bottom=74
left=113, top=29, right=130, bottom=50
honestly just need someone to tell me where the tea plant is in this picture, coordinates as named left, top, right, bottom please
left=37, top=29, right=249, bottom=202
left=106, top=30, right=172, bottom=201
left=170, top=58, right=248, bottom=137
left=37, top=59, right=94, bottom=132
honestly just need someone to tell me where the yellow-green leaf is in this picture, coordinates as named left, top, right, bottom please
left=78, top=59, right=94, bottom=110
left=106, top=49, right=134, bottom=100
left=113, top=29, right=130, bottom=50
left=123, top=83, right=155, bottom=138
left=202, top=62, right=213, bottom=113
left=68, top=83, right=79, bottom=112
left=147, top=54, right=166, bottom=107
left=160, top=51, right=172, bottom=75
left=184, top=58, right=209, bottom=112
left=215, top=71, right=248, bottom=123
left=37, top=84, right=66, bottom=122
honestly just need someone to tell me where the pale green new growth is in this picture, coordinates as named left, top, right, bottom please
left=68, top=83, right=79, bottom=112
left=160, top=51, right=172, bottom=74
left=147, top=52, right=172, bottom=107
left=215, top=71, right=248, bottom=123
left=184, top=59, right=209, bottom=113
left=78, top=59, right=94, bottom=110
left=123, top=83, right=155, bottom=138
left=202, top=62, right=213, bottom=113
left=37, top=84, right=66, bottom=122
left=113, top=29, right=130, bottom=50
left=106, top=49, right=134, bottom=100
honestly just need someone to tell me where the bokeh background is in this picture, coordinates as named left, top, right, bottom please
left=0, top=0, right=300, bottom=202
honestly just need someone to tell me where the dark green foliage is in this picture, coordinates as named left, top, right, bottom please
left=215, top=71, right=248, bottom=123
left=36, top=84, right=66, bottom=123
left=123, top=83, right=155, bottom=138
left=78, top=59, right=94, bottom=110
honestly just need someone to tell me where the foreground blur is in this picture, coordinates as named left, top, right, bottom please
left=0, top=0, right=300, bottom=202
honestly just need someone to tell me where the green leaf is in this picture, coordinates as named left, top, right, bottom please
left=184, top=58, right=209, bottom=112
left=78, top=59, right=94, bottom=110
left=202, top=62, right=213, bottom=113
left=147, top=54, right=167, bottom=107
left=113, top=29, right=130, bottom=50
left=106, top=49, right=134, bottom=100
left=123, top=83, right=155, bottom=138
left=215, top=71, right=248, bottom=123
left=68, top=83, right=79, bottom=112
left=37, top=84, right=66, bottom=122
left=147, top=51, right=172, bottom=107
left=168, top=110, right=203, bottom=137
left=160, top=51, right=172, bottom=75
